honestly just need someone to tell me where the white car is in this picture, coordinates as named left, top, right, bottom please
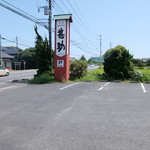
left=0, top=65, right=9, bottom=76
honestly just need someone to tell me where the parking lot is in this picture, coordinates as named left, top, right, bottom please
left=0, top=81, right=150, bottom=150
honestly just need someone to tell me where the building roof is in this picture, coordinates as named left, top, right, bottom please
left=0, top=51, right=14, bottom=59
left=2, top=47, right=19, bottom=55
left=54, top=14, right=73, bottom=22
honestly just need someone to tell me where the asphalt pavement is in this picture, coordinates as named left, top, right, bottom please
left=0, top=82, right=150, bottom=150
left=0, top=69, right=37, bottom=86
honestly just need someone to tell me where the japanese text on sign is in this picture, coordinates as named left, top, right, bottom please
left=56, top=20, right=66, bottom=57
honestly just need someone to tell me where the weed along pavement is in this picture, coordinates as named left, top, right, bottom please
left=0, top=81, right=150, bottom=150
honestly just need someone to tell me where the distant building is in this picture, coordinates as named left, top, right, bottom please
left=91, top=57, right=104, bottom=63
left=70, top=57, right=76, bottom=62
left=0, top=51, right=14, bottom=69
left=142, top=58, right=149, bottom=63
left=2, top=47, right=19, bottom=57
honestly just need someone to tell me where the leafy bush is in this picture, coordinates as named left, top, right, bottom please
left=28, top=73, right=54, bottom=84
left=142, top=73, right=150, bottom=82
left=131, top=70, right=144, bottom=82
left=137, top=62, right=146, bottom=69
left=103, top=45, right=134, bottom=80
left=70, top=60, right=88, bottom=79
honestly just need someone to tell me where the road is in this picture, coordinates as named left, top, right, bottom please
left=88, top=65, right=99, bottom=71
left=0, top=81, right=150, bottom=150
left=0, top=69, right=37, bottom=83
left=0, top=65, right=97, bottom=84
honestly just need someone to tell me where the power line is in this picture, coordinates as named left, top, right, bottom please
left=53, top=1, right=92, bottom=48
left=59, top=0, right=86, bottom=30
left=1, top=36, right=32, bottom=48
left=53, top=0, right=98, bottom=58
left=0, top=1, right=48, bottom=28
left=98, top=35, right=102, bottom=58
left=54, top=1, right=64, bottom=13
left=1, top=0, right=38, bottom=20
left=66, top=0, right=94, bottom=35
left=71, top=40, right=98, bottom=56
left=72, top=0, right=96, bottom=35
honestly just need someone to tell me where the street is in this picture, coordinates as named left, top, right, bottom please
left=0, top=81, right=150, bottom=150
left=0, top=69, right=37, bottom=85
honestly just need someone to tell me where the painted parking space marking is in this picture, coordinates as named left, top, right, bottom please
left=140, top=83, right=147, bottom=93
left=98, top=82, right=110, bottom=91
left=0, top=84, right=26, bottom=92
left=60, top=82, right=81, bottom=90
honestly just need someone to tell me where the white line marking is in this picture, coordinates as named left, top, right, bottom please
left=140, top=83, right=147, bottom=93
left=0, top=84, right=26, bottom=92
left=104, top=82, right=110, bottom=87
left=60, top=82, right=81, bottom=90
left=98, top=82, right=110, bottom=91
left=98, top=87, right=104, bottom=91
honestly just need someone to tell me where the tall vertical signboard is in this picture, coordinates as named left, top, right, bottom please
left=54, top=14, right=73, bottom=81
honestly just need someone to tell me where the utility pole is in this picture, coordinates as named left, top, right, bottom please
left=98, top=35, right=102, bottom=58
left=39, top=0, right=52, bottom=67
left=16, top=36, right=18, bottom=48
left=110, top=42, right=112, bottom=49
left=0, top=34, right=2, bottom=65
left=48, top=0, right=52, bottom=66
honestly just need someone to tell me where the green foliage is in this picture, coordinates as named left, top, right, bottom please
left=81, top=67, right=106, bottom=81
left=147, top=59, right=150, bottom=66
left=103, top=45, right=134, bottom=80
left=70, top=60, right=88, bottom=79
left=88, top=58, right=92, bottom=64
left=131, top=70, right=144, bottom=82
left=137, top=62, right=146, bottom=69
left=133, top=58, right=141, bottom=66
left=34, top=26, right=53, bottom=75
left=80, top=55, right=86, bottom=61
left=28, top=73, right=55, bottom=84
left=17, top=47, right=37, bottom=69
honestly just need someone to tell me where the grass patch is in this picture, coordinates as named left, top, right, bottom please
left=136, top=68, right=150, bottom=82
left=72, top=67, right=150, bottom=82
left=137, top=68, right=150, bottom=74
left=28, top=67, right=150, bottom=84
left=71, top=67, right=106, bottom=81
left=28, top=74, right=55, bottom=84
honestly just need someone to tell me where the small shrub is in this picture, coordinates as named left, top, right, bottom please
left=70, top=60, right=88, bottom=79
left=28, top=73, right=54, bottom=84
left=131, top=70, right=150, bottom=82
left=142, top=73, right=150, bottom=82
left=131, top=70, right=144, bottom=82
left=103, top=45, right=134, bottom=80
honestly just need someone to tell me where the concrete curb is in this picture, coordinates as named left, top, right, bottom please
left=12, top=79, right=29, bottom=83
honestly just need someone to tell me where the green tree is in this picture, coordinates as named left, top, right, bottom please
left=19, top=47, right=37, bottom=69
left=103, top=45, right=134, bottom=79
left=147, top=59, right=150, bottom=66
left=34, top=26, right=53, bottom=75
left=80, top=55, right=86, bottom=61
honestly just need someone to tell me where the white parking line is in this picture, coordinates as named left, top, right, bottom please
left=98, top=82, right=110, bottom=91
left=60, top=82, right=81, bottom=90
left=0, top=84, right=26, bottom=92
left=140, top=83, right=147, bottom=93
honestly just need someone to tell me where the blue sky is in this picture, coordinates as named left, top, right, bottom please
left=0, top=0, right=150, bottom=59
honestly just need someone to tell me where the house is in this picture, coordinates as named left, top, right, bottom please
left=70, top=57, right=76, bottom=62
left=0, top=51, right=14, bottom=69
left=2, top=47, right=19, bottom=57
